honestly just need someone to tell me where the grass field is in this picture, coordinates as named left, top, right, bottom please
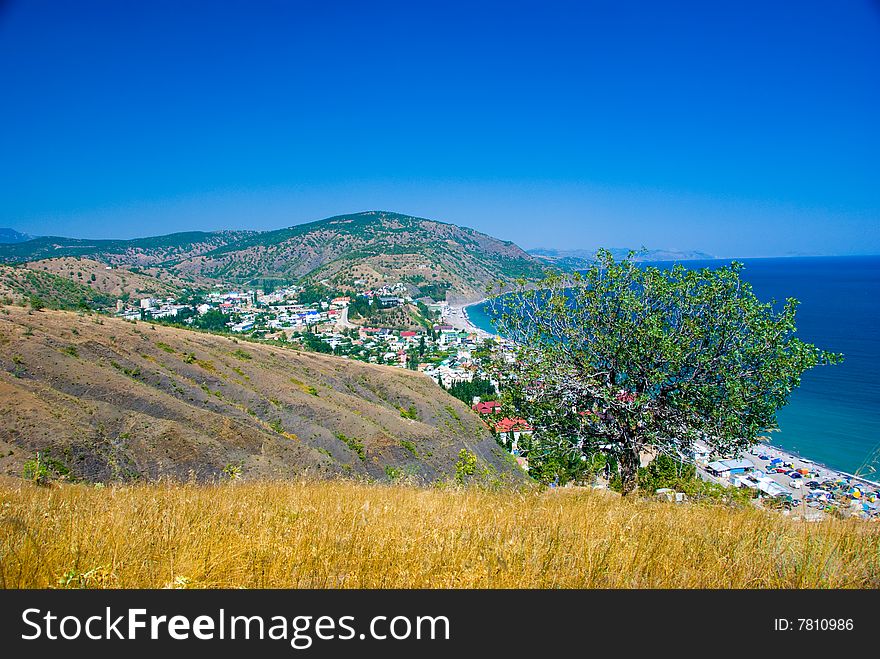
left=2, top=479, right=879, bottom=589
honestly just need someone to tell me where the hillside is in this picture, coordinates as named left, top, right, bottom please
left=176, top=211, right=548, bottom=299
left=0, top=265, right=115, bottom=310
left=23, top=257, right=192, bottom=299
left=0, top=212, right=549, bottom=300
left=0, top=306, right=519, bottom=484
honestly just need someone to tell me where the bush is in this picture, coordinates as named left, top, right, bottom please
left=22, top=452, right=69, bottom=486
left=22, top=454, right=51, bottom=486
left=455, top=449, right=478, bottom=483
left=222, top=463, right=243, bottom=481
left=335, top=432, right=365, bottom=461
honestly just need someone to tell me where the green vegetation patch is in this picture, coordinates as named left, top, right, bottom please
left=335, top=432, right=365, bottom=461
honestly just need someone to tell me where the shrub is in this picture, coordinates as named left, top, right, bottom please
left=22, top=453, right=69, bottom=486
left=455, top=449, right=478, bottom=483
left=222, top=463, right=243, bottom=481
left=335, top=432, right=365, bottom=461
left=22, top=454, right=51, bottom=486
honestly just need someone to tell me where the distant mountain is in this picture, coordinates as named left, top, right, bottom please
left=0, top=211, right=548, bottom=300
left=0, top=230, right=252, bottom=264
left=174, top=211, right=547, bottom=300
left=0, top=228, right=33, bottom=244
left=529, top=247, right=715, bottom=268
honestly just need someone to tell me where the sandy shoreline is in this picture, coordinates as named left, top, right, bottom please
left=445, top=298, right=498, bottom=339
left=753, top=441, right=880, bottom=489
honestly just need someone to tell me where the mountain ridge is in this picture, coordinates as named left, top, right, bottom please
left=0, top=211, right=548, bottom=300
left=529, top=246, right=715, bottom=268
left=0, top=228, right=33, bottom=244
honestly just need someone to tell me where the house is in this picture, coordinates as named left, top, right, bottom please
left=472, top=401, right=501, bottom=415
left=706, top=458, right=754, bottom=477
left=755, top=477, right=789, bottom=497
left=378, top=296, right=401, bottom=308
left=494, top=417, right=533, bottom=453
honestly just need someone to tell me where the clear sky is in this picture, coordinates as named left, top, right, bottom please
left=1, top=0, right=878, bottom=257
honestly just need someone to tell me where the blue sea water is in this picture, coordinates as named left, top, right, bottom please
left=466, top=256, right=880, bottom=477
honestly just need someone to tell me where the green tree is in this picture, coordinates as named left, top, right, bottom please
left=192, top=309, right=229, bottom=331
left=301, top=332, right=332, bottom=353
left=491, top=250, right=841, bottom=495
left=446, top=377, right=497, bottom=406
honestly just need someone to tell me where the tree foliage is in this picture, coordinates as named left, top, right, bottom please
left=490, top=250, right=841, bottom=494
left=444, top=377, right=497, bottom=406
left=191, top=309, right=229, bottom=332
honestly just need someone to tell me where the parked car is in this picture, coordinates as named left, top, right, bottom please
left=790, top=480, right=802, bottom=489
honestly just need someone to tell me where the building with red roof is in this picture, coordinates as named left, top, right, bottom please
left=494, top=417, right=534, bottom=453
left=472, top=400, right=501, bottom=415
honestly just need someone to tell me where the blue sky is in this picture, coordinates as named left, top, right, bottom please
left=1, top=0, right=878, bottom=257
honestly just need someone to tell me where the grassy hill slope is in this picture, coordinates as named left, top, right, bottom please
left=0, top=265, right=116, bottom=310
left=0, top=307, right=518, bottom=484
left=24, top=257, right=191, bottom=299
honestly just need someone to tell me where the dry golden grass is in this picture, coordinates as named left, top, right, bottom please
left=2, top=479, right=879, bottom=589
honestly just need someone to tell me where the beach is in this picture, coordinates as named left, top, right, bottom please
left=697, top=439, right=879, bottom=520
left=445, top=298, right=497, bottom=340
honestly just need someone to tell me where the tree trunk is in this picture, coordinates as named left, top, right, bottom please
left=618, top=443, right=641, bottom=496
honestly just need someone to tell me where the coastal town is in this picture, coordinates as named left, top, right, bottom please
left=119, top=281, right=879, bottom=521
left=118, top=281, right=500, bottom=387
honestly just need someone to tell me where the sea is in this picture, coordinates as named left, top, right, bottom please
left=466, top=255, right=880, bottom=478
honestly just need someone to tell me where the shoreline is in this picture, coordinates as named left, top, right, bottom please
left=445, top=298, right=498, bottom=340
left=753, top=440, right=880, bottom=490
